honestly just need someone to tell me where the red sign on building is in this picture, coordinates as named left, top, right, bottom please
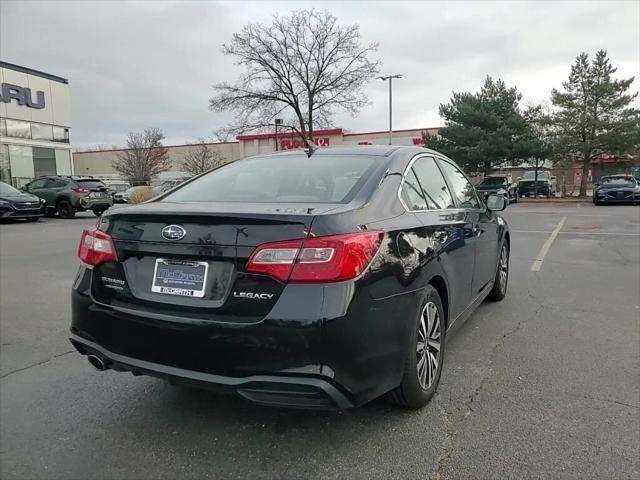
left=280, top=137, right=330, bottom=150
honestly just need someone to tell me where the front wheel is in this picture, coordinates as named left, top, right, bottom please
left=56, top=200, right=75, bottom=219
left=385, top=286, right=445, bottom=408
left=487, top=242, right=509, bottom=301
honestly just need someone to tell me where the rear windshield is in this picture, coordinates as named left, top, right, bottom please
left=76, top=179, right=106, bottom=189
left=162, top=155, right=378, bottom=204
left=480, top=177, right=506, bottom=185
left=522, top=171, right=549, bottom=179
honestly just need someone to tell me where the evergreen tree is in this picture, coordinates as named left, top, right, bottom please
left=424, top=76, right=527, bottom=175
left=551, top=50, right=639, bottom=196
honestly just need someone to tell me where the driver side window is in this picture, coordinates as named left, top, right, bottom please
left=437, top=160, right=481, bottom=209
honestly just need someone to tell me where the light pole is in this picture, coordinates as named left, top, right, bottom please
left=376, top=74, right=404, bottom=145
left=274, top=118, right=283, bottom=151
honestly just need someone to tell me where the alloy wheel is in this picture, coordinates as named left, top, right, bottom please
left=498, top=245, right=509, bottom=293
left=416, top=301, right=441, bottom=390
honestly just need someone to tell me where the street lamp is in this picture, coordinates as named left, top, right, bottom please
left=274, top=118, right=283, bottom=151
left=376, top=74, right=405, bottom=145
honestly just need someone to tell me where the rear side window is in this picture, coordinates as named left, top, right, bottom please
left=162, top=155, right=377, bottom=204
left=438, top=160, right=481, bottom=209
left=45, top=179, right=67, bottom=188
left=401, top=169, right=428, bottom=210
left=76, top=180, right=106, bottom=189
left=411, top=156, right=455, bottom=209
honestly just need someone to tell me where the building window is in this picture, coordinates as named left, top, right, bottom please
left=31, top=123, right=54, bottom=141
left=52, top=126, right=70, bottom=143
left=8, top=145, right=33, bottom=187
left=33, top=147, right=57, bottom=178
left=0, top=143, right=10, bottom=183
left=5, top=119, right=31, bottom=139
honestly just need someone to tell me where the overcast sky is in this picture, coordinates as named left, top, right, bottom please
left=1, top=0, right=638, bottom=148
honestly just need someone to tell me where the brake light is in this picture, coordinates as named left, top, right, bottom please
left=78, top=228, right=117, bottom=266
left=73, top=187, right=89, bottom=193
left=246, top=231, right=383, bottom=283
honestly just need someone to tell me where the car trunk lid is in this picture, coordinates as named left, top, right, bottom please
left=90, top=202, right=330, bottom=323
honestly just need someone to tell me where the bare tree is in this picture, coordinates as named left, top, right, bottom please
left=210, top=9, right=380, bottom=152
left=182, top=139, right=226, bottom=176
left=112, top=128, right=171, bottom=185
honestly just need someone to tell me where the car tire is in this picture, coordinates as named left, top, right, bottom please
left=56, top=200, right=75, bottom=219
left=26, top=217, right=40, bottom=222
left=487, top=242, right=509, bottom=301
left=385, top=285, right=445, bottom=408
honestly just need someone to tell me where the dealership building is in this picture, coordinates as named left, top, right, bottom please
left=73, top=126, right=440, bottom=180
left=0, top=62, right=73, bottom=187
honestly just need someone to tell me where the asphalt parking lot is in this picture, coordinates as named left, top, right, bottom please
left=1, top=203, right=639, bottom=480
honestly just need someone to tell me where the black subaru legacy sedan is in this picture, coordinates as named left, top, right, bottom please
left=70, top=146, right=510, bottom=409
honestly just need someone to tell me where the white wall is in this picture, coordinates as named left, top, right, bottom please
left=0, top=66, right=71, bottom=128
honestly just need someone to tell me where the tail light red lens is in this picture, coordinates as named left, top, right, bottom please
left=73, top=187, right=89, bottom=193
left=78, top=228, right=117, bottom=266
left=246, top=231, right=383, bottom=283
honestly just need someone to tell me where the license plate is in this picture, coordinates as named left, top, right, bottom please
left=90, top=192, right=104, bottom=198
left=151, top=259, right=208, bottom=298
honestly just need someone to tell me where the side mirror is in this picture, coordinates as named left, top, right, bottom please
left=486, top=193, right=507, bottom=211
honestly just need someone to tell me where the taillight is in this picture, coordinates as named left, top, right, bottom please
left=73, top=187, right=89, bottom=193
left=78, top=227, right=117, bottom=266
left=246, top=231, right=383, bottom=283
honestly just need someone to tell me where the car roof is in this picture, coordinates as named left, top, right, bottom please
left=255, top=145, right=443, bottom=158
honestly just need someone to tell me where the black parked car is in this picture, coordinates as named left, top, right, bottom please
left=518, top=171, right=557, bottom=198
left=476, top=175, right=518, bottom=204
left=0, top=181, right=46, bottom=221
left=593, top=174, right=640, bottom=205
left=22, top=175, right=113, bottom=218
left=70, top=146, right=510, bottom=409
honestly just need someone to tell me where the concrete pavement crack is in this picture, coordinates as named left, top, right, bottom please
left=0, top=350, right=75, bottom=379
left=431, top=305, right=540, bottom=479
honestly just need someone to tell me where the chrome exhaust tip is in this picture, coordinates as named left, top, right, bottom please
left=87, top=354, right=106, bottom=371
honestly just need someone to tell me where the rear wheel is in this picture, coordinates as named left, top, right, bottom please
left=386, top=286, right=445, bottom=408
left=56, top=200, right=75, bottom=219
left=487, top=242, right=509, bottom=301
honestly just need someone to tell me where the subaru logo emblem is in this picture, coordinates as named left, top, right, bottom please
left=161, top=224, right=186, bottom=241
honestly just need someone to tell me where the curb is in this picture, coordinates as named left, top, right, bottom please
left=518, top=198, right=591, bottom=203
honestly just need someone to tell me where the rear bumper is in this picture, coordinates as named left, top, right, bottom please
left=69, top=334, right=353, bottom=409
left=70, top=265, right=413, bottom=409
left=79, top=197, right=113, bottom=210
left=518, top=184, right=550, bottom=195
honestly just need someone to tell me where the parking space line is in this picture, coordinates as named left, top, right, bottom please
left=514, top=230, right=640, bottom=237
left=530, top=216, right=567, bottom=272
